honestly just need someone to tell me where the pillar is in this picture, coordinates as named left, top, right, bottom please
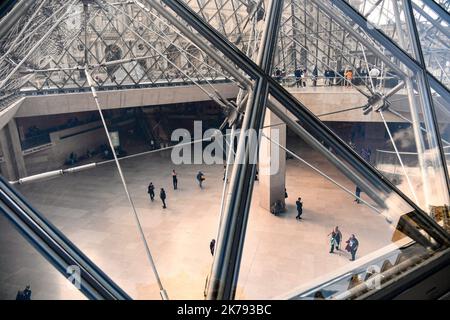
left=0, top=127, right=16, bottom=180
left=7, top=119, right=27, bottom=178
left=259, top=110, right=287, bottom=211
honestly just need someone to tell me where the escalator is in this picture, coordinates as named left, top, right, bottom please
left=288, top=238, right=450, bottom=300
left=135, top=108, right=161, bottom=149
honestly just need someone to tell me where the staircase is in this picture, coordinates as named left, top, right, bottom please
left=135, top=108, right=161, bottom=149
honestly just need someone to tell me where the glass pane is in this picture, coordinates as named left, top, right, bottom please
left=0, top=0, right=244, bottom=300
left=0, top=214, right=86, bottom=300
left=429, top=78, right=450, bottom=180
left=182, top=0, right=267, bottom=56
left=412, top=0, right=450, bottom=90
left=1, top=0, right=448, bottom=302
left=344, top=0, right=417, bottom=59
left=273, top=0, right=450, bottom=213
left=235, top=107, right=448, bottom=299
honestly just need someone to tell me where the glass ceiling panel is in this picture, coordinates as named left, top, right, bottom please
left=412, top=0, right=450, bottom=90
left=273, top=0, right=449, bottom=214
left=0, top=0, right=448, bottom=301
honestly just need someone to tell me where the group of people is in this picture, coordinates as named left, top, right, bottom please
left=147, top=170, right=206, bottom=209
left=323, top=66, right=381, bottom=87
left=271, top=66, right=364, bottom=88
left=273, top=65, right=384, bottom=88
left=273, top=67, right=313, bottom=87
left=329, top=227, right=359, bottom=261
left=294, top=68, right=308, bottom=88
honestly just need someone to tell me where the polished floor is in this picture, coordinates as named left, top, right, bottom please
left=0, top=140, right=395, bottom=300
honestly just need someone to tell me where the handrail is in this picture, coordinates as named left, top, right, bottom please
left=376, top=149, right=450, bottom=156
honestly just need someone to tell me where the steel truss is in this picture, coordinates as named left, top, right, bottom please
left=0, top=0, right=449, bottom=300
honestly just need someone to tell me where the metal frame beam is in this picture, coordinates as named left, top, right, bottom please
left=160, top=0, right=405, bottom=203
left=0, top=177, right=131, bottom=300
left=207, top=0, right=284, bottom=300
left=403, top=0, right=450, bottom=195
left=162, top=0, right=450, bottom=299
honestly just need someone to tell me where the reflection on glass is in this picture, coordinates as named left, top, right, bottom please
left=0, top=214, right=86, bottom=300
left=235, top=116, right=448, bottom=299
left=345, top=0, right=416, bottom=58
left=412, top=0, right=450, bottom=89
left=0, top=0, right=448, bottom=302
left=273, top=0, right=449, bottom=214
left=429, top=78, right=450, bottom=180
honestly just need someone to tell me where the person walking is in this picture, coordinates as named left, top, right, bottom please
left=295, top=197, right=303, bottom=220
left=345, top=69, right=353, bottom=88
left=329, top=229, right=337, bottom=253
left=312, top=65, right=318, bottom=87
left=361, top=147, right=372, bottom=164
left=354, top=186, right=361, bottom=204
left=160, top=188, right=167, bottom=209
left=330, top=69, right=336, bottom=86
left=172, top=169, right=178, bottom=190
left=147, top=182, right=155, bottom=201
left=346, top=234, right=359, bottom=261
left=302, top=69, right=307, bottom=87
left=294, top=68, right=302, bottom=88
left=369, top=67, right=380, bottom=87
left=210, top=239, right=216, bottom=256
left=334, top=226, right=342, bottom=250
left=275, top=67, right=282, bottom=83
left=197, top=171, right=205, bottom=188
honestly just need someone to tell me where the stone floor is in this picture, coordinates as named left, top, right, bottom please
left=0, top=140, right=396, bottom=300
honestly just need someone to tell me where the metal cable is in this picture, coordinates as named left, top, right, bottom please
left=261, top=132, right=382, bottom=215
left=379, top=110, right=419, bottom=205
left=98, top=0, right=242, bottom=114
left=84, top=68, right=168, bottom=300
left=131, top=0, right=241, bottom=87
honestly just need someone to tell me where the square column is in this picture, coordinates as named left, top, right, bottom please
left=7, top=120, right=27, bottom=178
left=259, top=110, right=287, bottom=211
left=0, top=127, right=16, bottom=180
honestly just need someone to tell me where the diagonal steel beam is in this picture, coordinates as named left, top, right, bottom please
left=328, top=0, right=420, bottom=73
left=0, top=177, right=131, bottom=300
left=402, top=0, right=450, bottom=196
left=0, top=0, right=34, bottom=40
left=206, top=0, right=284, bottom=300
left=412, top=1, right=450, bottom=40
left=161, top=0, right=450, bottom=246
left=312, top=0, right=407, bottom=77
left=160, top=1, right=391, bottom=197
left=143, top=0, right=251, bottom=90
left=426, top=0, right=450, bottom=24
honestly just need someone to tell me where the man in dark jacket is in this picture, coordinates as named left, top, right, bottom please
left=172, top=169, right=178, bottom=190
left=346, top=234, right=359, bottom=261
left=160, top=188, right=167, bottom=209
left=210, top=239, right=216, bottom=256
left=354, top=186, right=362, bottom=204
left=296, top=197, right=303, bottom=220
left=197, top=171, right=205, bottom=188
left=312, top=66, right=318, bottom=87
left=294, top=68, right=302, bottom=88
left=147, top=182, right=155, bottom=201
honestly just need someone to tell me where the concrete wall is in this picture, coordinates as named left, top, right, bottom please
left=0, top=97, right=24, bottom=130
left=24, top=121, right=107, bottom=175
left=16, top=83, right=239, bottom=117
left=288, top=88, right=406, bottom=123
